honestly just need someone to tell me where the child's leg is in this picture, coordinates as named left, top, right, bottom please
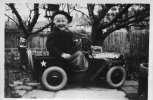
left=69, top=51, right=88, bottom=71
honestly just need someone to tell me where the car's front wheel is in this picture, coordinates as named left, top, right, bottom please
left=106, top=66, right=126, bottom=88
left=42, top=66, right=67, bottom=91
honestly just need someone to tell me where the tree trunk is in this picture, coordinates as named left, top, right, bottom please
left=18, top=35, right=29, bottom=69
left=91, top=23, right=105, bottom=46
left=18, top=47, right=28, bottom=67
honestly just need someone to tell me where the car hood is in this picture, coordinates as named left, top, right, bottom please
left=92, top=52, right=121, bottom=59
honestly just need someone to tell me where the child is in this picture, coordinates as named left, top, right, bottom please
left=46, top=11, right=88, bottom=71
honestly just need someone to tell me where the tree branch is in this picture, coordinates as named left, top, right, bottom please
left=72, top=8, right=91, bottom=24
left=67, top=4, right=70, bottom=14
left=97, top=4, right=115, bottom=22
left=5, top=14, right=19, bottom=27
left=99, top=4, right=133, bottom=29
left=28, top=10, right=33, bottom=26
left=117, top=11, right=149, bottom=23
left=8, top=3, right=28, bottom=35
left=103, top=13, right=149, bottom=39
left=87, top=4, right=95, bottom=24
left=32, top=22, right=53, bottom=35
left=60, top=4, right=66, bottom=10
left=117, top=5, right=150, bottom=23
left=28, top=3, right=40, bottom=32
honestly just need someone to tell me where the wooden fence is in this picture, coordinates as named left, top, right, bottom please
left=103, top=29, right=149, bottom=57
left=129, top=30, right=149, bottom=57
left=5, top=29, right=20, bottom=48
left=5, top=29, right=149, bottom=58
left=27, top=33, right=48, bottom=49
left=103, top=30, right=128, bottom=54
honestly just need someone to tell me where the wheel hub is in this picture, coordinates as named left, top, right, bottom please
left=47, top=71, right=63, bottom=86
left=111, top=69, right=123, bottom=84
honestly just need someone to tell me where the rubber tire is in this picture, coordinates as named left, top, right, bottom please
left=106, top=66, right=126, bottom=88
left=42, top=67, right=67, bottom=91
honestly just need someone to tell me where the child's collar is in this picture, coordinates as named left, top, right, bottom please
left=54, top=27, right=70, bottom=32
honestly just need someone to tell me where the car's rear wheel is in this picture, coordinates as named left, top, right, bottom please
left=42, top=67, right=67, bottom=91
left=106, top=66, right=126, bottom=88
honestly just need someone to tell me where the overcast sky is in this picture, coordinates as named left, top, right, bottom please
left=5, top=3, right=89, bottom=22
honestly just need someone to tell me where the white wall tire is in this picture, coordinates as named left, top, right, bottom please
left=106, top=66, right=126, bottom=88
left=42, top=67, right=67, bottom=91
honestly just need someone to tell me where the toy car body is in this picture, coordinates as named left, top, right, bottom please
left=27, top=37, right=126, bottom=91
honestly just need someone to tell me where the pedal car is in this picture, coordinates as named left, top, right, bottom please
left=27, top=37, right=126, bottom=91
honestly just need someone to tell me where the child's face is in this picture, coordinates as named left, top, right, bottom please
left=53, top=14, right=69, bottom=31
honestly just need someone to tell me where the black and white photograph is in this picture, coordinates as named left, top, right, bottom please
left=1, top=0, right=152, bottom=100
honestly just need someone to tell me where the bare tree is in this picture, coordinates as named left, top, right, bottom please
left=5, top=3, right=149, bottom=67
left=5, top=3, right=57, bottom=68
left=6, top=3, right=55, bottom=38
left=87, top=4, right=149, bottom=45
left=6, top=3, right=150, bottom=45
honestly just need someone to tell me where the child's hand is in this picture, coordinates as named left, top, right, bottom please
left=61, top=53, right=71, bottom=59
